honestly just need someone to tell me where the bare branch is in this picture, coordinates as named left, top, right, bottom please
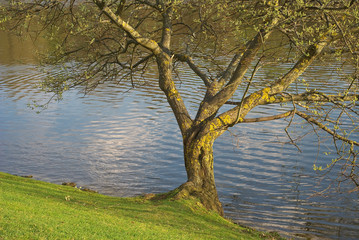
left=135, top=0, right=160, bottom=10
left=285, top=100, right=302, bottom=152
left=132, top=54, right=155, bottom=69
left=174, top=54, right=211, bottom=87
left=115, top=0, right=126, bottom=15
left=94, top=0, right=162, bottom=55
left=233, top=56, right=263, bottom=125
left=217, top=53, right=242, bottom=86
left=295, top=110, right=359, bottom=147
left=240, top=110, right=294, bottom=123
left=269, top=38, right=330, bottom=95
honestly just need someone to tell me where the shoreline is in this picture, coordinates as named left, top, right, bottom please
left=0, top=171, right=284, bottom=239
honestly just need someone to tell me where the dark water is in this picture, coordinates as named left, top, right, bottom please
left=1, top=32, right=359, bottom=239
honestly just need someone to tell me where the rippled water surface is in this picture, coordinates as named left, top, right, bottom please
left=1, top=32, right=359, bottom=239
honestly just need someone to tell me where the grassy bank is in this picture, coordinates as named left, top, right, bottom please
left=0, top=172, right=282, bottom=239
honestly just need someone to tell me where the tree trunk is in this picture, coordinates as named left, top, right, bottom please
left=175, top=129, right=224, bottom=216
left=155, top=55, right=223, bottom=215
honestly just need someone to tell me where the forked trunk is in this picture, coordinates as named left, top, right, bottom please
left=156, top=55, right=223, bottom=215
left=176, top=131, right=224, bottom=216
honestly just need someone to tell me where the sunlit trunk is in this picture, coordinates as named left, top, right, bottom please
left=156, top=54, right=223, bottom=215
left=178, top=131, right=223, bottom=216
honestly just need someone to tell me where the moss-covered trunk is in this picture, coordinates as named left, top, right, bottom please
left=156, top=54, right=223, bottom=215
left=176, top=130, right=223, bottom=216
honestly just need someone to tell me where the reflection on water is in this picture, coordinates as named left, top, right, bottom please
left=1, top=31, right=359, bottom=240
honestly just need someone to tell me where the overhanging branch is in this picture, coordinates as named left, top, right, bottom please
left=269, top=38, right=330, bottom=95
left=132, top=53, right=154, bottom=69
left=295, top=110, right=359, bottom=147
left=174, top=54, right=211, bottom=87
left=240, top=110, right=294, bottom=123
left=226, top=92, right=359, bottom=106
left=94, top=0, right=162, bottom=55
left=220, top=108, right=359, bottom=147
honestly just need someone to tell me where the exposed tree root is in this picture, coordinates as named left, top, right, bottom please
left=173, top=182, right=224, bottom=216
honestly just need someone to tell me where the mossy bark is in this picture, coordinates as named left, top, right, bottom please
left=175, top=130, right=223, bottom=216
left=156, top=54, right=223, bottom=215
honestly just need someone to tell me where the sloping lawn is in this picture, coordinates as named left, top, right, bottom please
left=0, top=172, right=282, bottom=239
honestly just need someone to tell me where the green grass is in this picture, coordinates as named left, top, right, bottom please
left=0, top=172, right=283, bottom=240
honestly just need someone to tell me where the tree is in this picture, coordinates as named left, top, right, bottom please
left=1, top=0, right=359, bottom=215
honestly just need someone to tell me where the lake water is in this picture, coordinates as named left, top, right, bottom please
left=0, top=31, right=359, bottom=239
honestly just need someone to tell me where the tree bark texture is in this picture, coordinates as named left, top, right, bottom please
left=174, top=127, right=224, bottom=216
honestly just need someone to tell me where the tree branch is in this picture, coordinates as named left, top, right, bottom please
left=240, top=110, right=294, bottom=123
left=93, top=0, right=162, bottom=55
left=268, top=37, right=330, bottom=96
left=226, top=92, right=359, bottom=106
left=295, top=110, right=359, bottom=147
left=160, top=3, right=172, bottom=50
left=194, top=27, right=274, bottom=123
left=132, top=53, right=154, bottom=69
left=174, top=54, right=211, bottom=87
left=233, top=56, right=263, bottom=125
left=208, top=106, right=359, bottom=150
left=220, top=28, right=356, bottom=127
left=217, top=53, right=242, bottom=87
